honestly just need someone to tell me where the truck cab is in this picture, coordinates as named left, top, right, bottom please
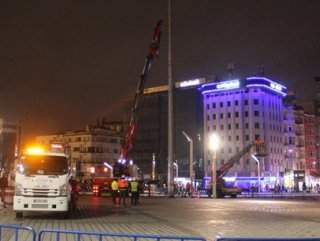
left=13, top=144, right=71, bottom=218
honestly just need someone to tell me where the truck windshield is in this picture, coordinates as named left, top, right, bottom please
left=19, top=155, right=68, bottom=175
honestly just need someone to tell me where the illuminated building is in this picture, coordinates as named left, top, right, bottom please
left=36, top=121, right=123, bottom=178
left=199, top=77, right=287, bottom=189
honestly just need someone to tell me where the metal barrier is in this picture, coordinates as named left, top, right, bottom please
left=217, top=238, right=320, bottom=241
left=38, top=228, right=207, bottom=241
left=0, top=224, right=36, bottom=241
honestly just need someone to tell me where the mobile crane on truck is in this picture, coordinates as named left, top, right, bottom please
left=116, top=20, right=163, bottom=177
left=214, top=140, right=267, bottom=198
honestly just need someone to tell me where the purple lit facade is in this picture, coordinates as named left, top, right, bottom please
left=200, top=77, right=288, bottom=189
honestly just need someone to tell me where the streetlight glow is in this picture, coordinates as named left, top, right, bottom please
left=208, top=133, right=219, bottom=151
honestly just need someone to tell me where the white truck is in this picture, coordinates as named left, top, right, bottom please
left=13, top=144, right=72, bottom=218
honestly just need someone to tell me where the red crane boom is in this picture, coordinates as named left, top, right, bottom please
left=120, top=20, right=163, bottom=161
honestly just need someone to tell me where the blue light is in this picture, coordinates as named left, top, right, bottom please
left=199, top=76, right=287, bottom=96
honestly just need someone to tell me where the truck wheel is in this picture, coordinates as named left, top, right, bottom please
left=16, top=212, right=23, bottom=218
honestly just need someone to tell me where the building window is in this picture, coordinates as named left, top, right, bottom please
left=254, top=99, right=259, bottom=105
left=220, top=102, right=223, bottom=108
left=220, top=113, right=224, bottom=119
left=245, top=123, right=249, bottom=129
left=228, top=124, right=231, bottom=130
left=236, top=135, right=239, bottom=141
left=228, top=112, right=231, bottom=118
left=228, top=136, right=232, bottom=141
left=245, top=111, right=249, bottom=117
left=213, top=114, right=216, bottom=120
left=235, top=112, right=239, bottom=118
left=254, top=123, right=260, bottom=129
left=235, top=100, right=239, bottom=106
left=245, top=135, right=249, bottom=141
left=254, top=111, right=259, bottom=117
left=212, top=103, right=216, bottom=108
left=227, top=101, right=231, bottom=107
left=235, top=123, right=239, bottom=129
left=244, top=99, right=248, bottom=105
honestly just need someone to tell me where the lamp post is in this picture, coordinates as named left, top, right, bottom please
left=208, top=133, right=219, bottom=198
left=251, top=154, right=260, bottom=193
left=173, top=162, right=179, bottom=179
left=103, top=162, right=114, bottom=178
left=182, top=131, right=194, bottom=188
left=152, top=153, right=156, bottom=180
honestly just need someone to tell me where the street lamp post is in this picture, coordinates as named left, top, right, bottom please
left=173, top=162, right=179, bottom=179
left=103, top=162, right=114, bottom=178
left=208, top=133, right=219, bottom=198
left=152, top=153, right=156, bottom=180
left=182, top=131, right=194, bottom=188
left=251, top=154, right=260, bottom=194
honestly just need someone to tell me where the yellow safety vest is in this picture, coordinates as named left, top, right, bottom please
left=111, top=180, right=118, bottom=190
left=130, top=181, right=139, bottom=192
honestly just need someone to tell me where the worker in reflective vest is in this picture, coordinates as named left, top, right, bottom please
left=130, top=177, right=139, bottom=205
left=111, top=178, right=119, bottom=204
left=118, top=175, right=129, bottom=205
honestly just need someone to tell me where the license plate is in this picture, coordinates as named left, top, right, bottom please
left=33, top=199, right=48, bottom=203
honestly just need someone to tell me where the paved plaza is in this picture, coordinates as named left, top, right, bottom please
left=1, top=195, right=320, bottom=241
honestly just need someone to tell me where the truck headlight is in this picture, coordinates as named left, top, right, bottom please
left=15, top=183, right=23, bottom=195
left=60, top=184, right=68, bottom=196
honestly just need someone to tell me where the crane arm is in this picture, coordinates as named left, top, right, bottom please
left=120, top=20, right=163, bottom=160
left=217, top=140, right=266, bottom=178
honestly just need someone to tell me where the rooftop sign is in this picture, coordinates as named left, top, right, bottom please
left=199, top=76, right=287, bottom=96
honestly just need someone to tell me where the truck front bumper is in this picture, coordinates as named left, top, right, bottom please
left=13, top=196, right=69, bottom=212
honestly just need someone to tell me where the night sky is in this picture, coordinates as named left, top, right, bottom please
left=0, top=1, right=320, bottom=145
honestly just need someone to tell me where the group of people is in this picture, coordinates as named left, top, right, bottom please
left=0, top=172, right=8, bottom=208
left=111, top=175, right=140, bottom=206
left=176, top=182, right=194, bottom=197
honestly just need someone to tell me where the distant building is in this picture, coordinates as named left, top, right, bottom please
left=199, top=76, right=287, bottom=189
left=127, top=78, right=205, bottom=180
left=0, top=118, right=20, bottom=173
left=36, top=121, right=124, bottom=178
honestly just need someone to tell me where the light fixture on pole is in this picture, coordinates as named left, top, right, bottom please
left=173, top=162, right=179, bottom=179
left=251, top=154, right=260, bottom=194
left=182, top=131, right=194, bottom=188
left=103, top=162, right=114, bottom=178
left=208, top=133, right=219, bottom=198
left=152, top=153, right=156, bottom=180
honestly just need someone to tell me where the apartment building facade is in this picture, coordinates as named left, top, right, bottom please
left=36, top=122, right=123, bottom=178
left=200, top=76, right=287, bottom=190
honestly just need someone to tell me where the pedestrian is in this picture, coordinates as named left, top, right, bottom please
left=130, top=177, right=139, bottom=205
left=0, top=172, right=8, bottom=208
left=70, top=179, right=80, bottom=210
left=186, top=182, right=192, bottom=197
left=251, top=183, right=255, bottom=197
left=118, top=175, right=129, bottom=205
left=111, top=178, right=118, bottom=204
